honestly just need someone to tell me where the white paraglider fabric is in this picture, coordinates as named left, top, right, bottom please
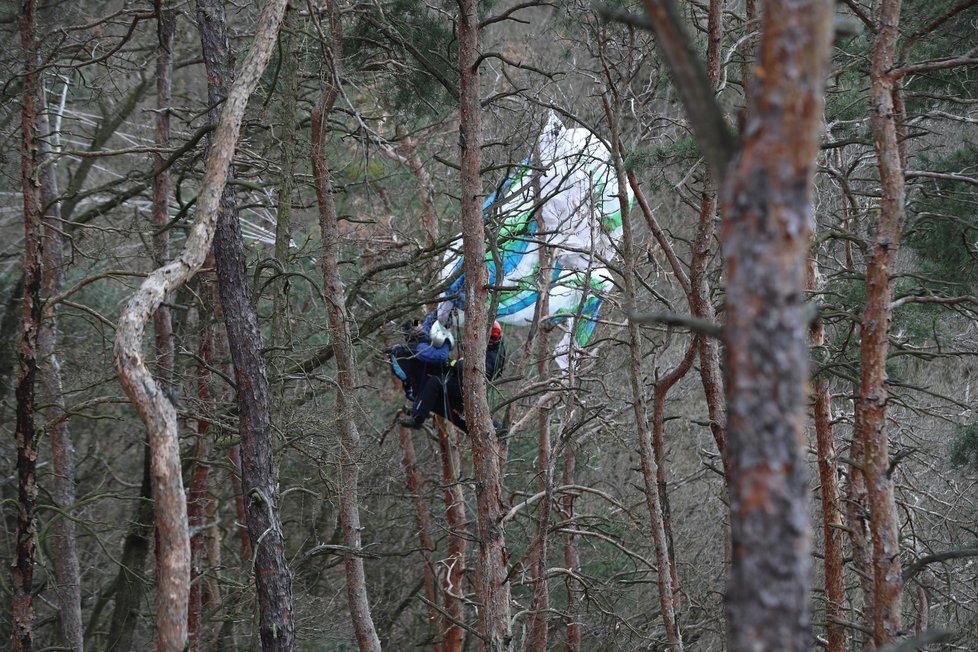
left=438, top=113, right=629, bottom=369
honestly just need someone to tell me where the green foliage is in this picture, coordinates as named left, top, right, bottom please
left=906, top=143, right=978, bottom=294
left=824, top=30, right=871, bottom=127
left=346, top=1, right=458, bottom=117
left=900, top=0, right=978, bottom=113
left=950, top=422, right=978, bottom=470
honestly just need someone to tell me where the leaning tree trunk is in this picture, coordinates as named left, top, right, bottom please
left=717, top=0, right=834, bottom=648
left=196, top=1, right=296, bottom=648
left=857, top=0, right=906, bottom=643
left=13, top=2, right=42, bottom=649
left=311, top=46, right=382, bottom=650
left=112, top=1, right=288, bottom=649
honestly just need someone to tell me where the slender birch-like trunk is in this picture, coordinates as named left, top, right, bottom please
left=113, top=2, right=288, bottom=648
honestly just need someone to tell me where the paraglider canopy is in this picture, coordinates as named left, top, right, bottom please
left=436, top=113, right=632, bottom=369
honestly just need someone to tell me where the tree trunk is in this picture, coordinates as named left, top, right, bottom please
left=397, top=423, right=441, bottom=650
left=560, top=438, right=583, bottom=652
left=527, top=247, right=553, bottom=651
left=436, top=421, right=468, bottom=652
left=187, top=277, right=215, bottom=651
left=858, top=0, right=906, bottom=643
left=718, top=0, right=833, bottom=649
left=694, top=0, right=728, bottom=459
left=152, top=0, right=175, bottom=383
left=271, top=5, right=299, bottom=355
left=196, top=1, right=297, bottom=648
left=844, top=411, right=876, bottom=649
left=388, top=328, right=440, bottom=649
left=13, top=2, right=42, bottom=648
left=457, top=2, right=511, bottom=648
left=653, top=340, right=697, bottom=617
left=606, top=96, right=683, bottom=652
left=809, top=257, right=846, bottom=652
left=311, top=48, right=382, bottom=650
left=36, top=78, right=84, bottom=652
left=105, top=443, right=154, bottom=652
left=113, top=1, right=288, bottom=648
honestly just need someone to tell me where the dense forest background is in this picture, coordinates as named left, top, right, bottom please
left=1, top=0, right=977, bottom=650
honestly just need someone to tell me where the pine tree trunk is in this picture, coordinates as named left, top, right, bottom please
left=113, top=2, right=288, bottom=648
left=397, top=423, right=441, bottom=650
left=187, top=279, right=215, bottom=651
left=13, top=2, right=42, bottom=648
left=436, top=421, right=468, bottom=652
left=858, top=0, right=907, bottom=643
left=844, top=417, right=876, bottom=649
left=718, top=0, right=833, bottom=649
left=694, top=0, right=728, bottom=458
left=394, top=404, right=441, bottom=650
left=457, top=2, right=511, bottom=648
left=271, top=5, right=298, bottom=355
left=311, top=56, right=382, bottom=651
left=196, top=2, right=296, bottom=648
left=809, top=257, right=846, bottom=652
left=560, top=436, right=582, bottom=652
left=527, top=247, right=553, bottom=651
left=152, top=0, right=175, bottom=383
left=653, top=341, right=697, bottom=617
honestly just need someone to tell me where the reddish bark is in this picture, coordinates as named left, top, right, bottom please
left=527, top=249, right=553, bottom=651
left=396, top=420, right=442, bottom=650
left=560, top=442, right=582, bottom=652
left=653, top=340, right=697, bottom=616
left=228, top=444, right=254, bottom=562
left=809, top=258, right=846, bottom=652
left=436, top=422, right=468, bottom=652
left=693, top=0, right=728, bottom=458
left=458, top=0, right=511, bottom=648
left=13, top=2, right=41, bottom=649
left=845, top=414, right=877, bottom=649
left=716, top=0, right=833, bottom=649
left=857, top=0, right=907, bottom=642
left=187, top=275, right=215, bottom=652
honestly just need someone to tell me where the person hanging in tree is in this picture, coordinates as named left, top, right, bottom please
left=385, top=312, right=454, bottom=406
left=398, top=320, right=506, bottom=433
